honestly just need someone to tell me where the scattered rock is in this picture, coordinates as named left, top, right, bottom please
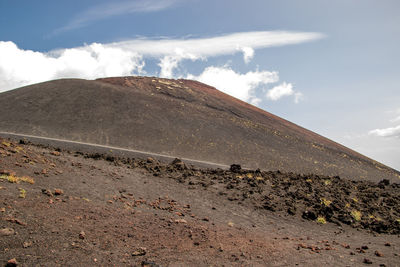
left=79, top=231, right=85, bottom=239
left=54, top=189, right=64, bottom=195
left=132, top=247, right=147, bottom=256
left=174, top=219, right=187, bottom=224
left=171, top=158, right=186, bottom=170
left=6, top=218, right=27, bottom=226
left=230, top=164, right=241, bottom=173
left=0, top=169, right=16, bottom=176
left=361, top=245, right=369, bottom=250
left=50, top=151, right=60, bottom=156
left=363, top=258, right=372, bottom=264
left=375, top=250, right=383, bottom=257
left=5, top=258, right=18, bottom=267
left=23, top=241, right=32, bottom=248
left=341, top=243, right=350, bottom=249
left=0, top=228, right=15, bottom=236
left=42, top=189, right=53, bottom=197
left=302, top=210, right=317, bottom=220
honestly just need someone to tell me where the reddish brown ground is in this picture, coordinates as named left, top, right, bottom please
left=1, top=138, right=399, bottom=266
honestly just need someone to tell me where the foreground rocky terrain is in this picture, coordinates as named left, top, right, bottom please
left=1, top=137, right=399, bottom=266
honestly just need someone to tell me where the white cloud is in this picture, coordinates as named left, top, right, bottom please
left=0, top=41, right=144, bottom=92
left=294, top=92, right=304, bottom=103
left=0, top=31, right=323, bottom=92
left=265, top=82, right=303, bottom=103
left=55, top=0, right=180, bottom=33
left=158, top=56, right=180, bottom=78
left=369, top=125, right=400, bottom=138
left=109, top=31, right=323, bottom=79
left=239, top=47, right=255, bottom=64
left=266, top=82, right=293, bottom=100
left=250, top=97, right=262, bottom=106
left=110, top=31, right=323, bottom=58
left=187, top=66, right=278, bottom=103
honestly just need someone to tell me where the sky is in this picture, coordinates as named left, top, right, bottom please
left=0, top=0, right=399, bottom=170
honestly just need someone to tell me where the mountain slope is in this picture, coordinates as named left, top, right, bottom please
left=0, top=76, right=398, bottom=182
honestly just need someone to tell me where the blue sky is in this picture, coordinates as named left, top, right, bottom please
left=1, top=0, right=399, bottom=170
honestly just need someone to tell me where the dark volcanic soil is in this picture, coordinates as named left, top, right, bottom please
left=1, top=137, right=399, bottom=266
left=0, top=76, right=398, bottom=183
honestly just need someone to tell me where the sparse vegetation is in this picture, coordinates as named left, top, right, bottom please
left=1, top=141, right=11, bottom=147
left=19, top=188, right=26, bottom=198
left=316, top=216, right=326, bottom=224
left=0, top=174, right=34, bottom=184
left=320, top=198, right=332, bottom=207
left=351, top=210, right=362, bottom=221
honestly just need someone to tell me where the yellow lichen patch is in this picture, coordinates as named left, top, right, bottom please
left=345, top=203, right=351, bottom=208
left=316, top=216, right=326, bottom=224
left=306, top=178, right=312, bottom=183
left=352, top=197, right=358, bottom=203
left=0, top=174, right=34, bottom=184
left=255, top=176, right=263, bottom=181
left=19, top=188, right=26, bottom=198
left=235, top=175, right=244, bottom=179
left=324, top=180, right=332, bottom=186
left=19, top=176, right=35, bottom=184
left=1, top=141, right=11, bottom=147
left=312, top=144, right=325, bottom=151
left=351, top=210, right=362, bottom=221
left=246, top=173, right=253, bottom=179
left=320, top=198, right=332, bottom=207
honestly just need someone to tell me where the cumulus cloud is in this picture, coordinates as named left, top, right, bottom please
left=0, top=41, right=144, bottom=92
left=187, top=66, right=278, bottom=103
left=266, top=82, right=294, bottom=101
left=0, top=31, right=323, bottom=92
left=265, top=82, right=302, bottom=103
left=55, top=0, right=180, bottom=33
left=369, top=125, right=400, bottom=138
left=368, top=108, right=400, bottom=138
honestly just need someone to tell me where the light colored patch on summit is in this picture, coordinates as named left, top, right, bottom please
left=157, top=79, right=182, bottom=88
